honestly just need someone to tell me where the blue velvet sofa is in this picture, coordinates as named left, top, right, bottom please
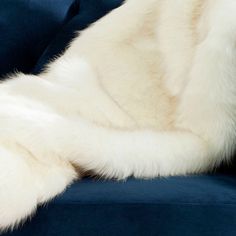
left=1, top=1, right=236, bottom=235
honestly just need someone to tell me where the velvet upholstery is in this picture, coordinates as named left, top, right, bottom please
left=3, top=176, right=236, bottom=236
left=1, top=1, right=236, bottom=235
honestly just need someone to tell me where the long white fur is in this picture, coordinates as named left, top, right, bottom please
left=1, top=0, right=236, bottom=231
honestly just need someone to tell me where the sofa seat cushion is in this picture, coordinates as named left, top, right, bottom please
left=3, top=175, right=236, bottom=236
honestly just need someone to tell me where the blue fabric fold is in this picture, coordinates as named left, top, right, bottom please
left=0, top=0, right=76, bottom=77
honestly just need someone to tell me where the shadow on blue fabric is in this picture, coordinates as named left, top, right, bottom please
left=0, top=0, right=236, bottom=235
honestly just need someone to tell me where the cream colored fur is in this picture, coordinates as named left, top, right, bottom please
left=1, top=0, right=236, bottom=230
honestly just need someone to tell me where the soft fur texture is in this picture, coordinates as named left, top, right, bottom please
left=1, top=0, right=236, bottom=231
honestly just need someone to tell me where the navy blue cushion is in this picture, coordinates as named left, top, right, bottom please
left=1, top=1, right=236, bottom=235
left=3, top=176, right=236, bottom=236
left=0, top=0, right=123, bottom=77
left=0, top=0, right=76, bottom=77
